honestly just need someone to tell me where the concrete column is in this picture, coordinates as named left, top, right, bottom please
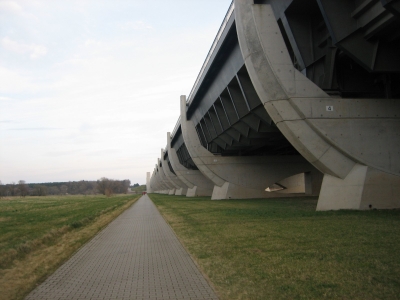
left=161, top=147, right=189, bottom=196
left=146, top=172, right=153, bottom=193
left=180, top=95, right=322, bottom=199
left=167, top=132, right=213, bottom=197
left=152, top=168, right=161, bottom=193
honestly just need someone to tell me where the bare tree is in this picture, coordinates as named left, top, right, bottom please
left=97, top=177, right=113, bottom=196
left=34, top=185, right=48, bottom=196
left=78, top=181, right=87, bottom=194
left=48, top=186, right=60, bottom=195
left=8, top=182, right=18, bottom=196
left=97, top=177, right=107, bottom=195
left=18, top=180, right=29, bottom=197
left=0, top=181, right=4, bottom=198
left=60, top=185, right=68, bottom=195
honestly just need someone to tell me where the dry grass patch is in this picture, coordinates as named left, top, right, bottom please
left=0, top=194, right=140, bottom=300
left=149, top=194, right=400, bottom=300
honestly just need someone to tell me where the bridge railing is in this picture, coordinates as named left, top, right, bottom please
left=186, top=1, right=234, bottom=104
left=171, top=1, right=234, bottom=140
left=170, top=116, right=181, bottom=140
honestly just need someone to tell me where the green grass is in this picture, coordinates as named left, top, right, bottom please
left=149, top=194, right=400, bottom=300
left=0, top=194, right=137, bottom=268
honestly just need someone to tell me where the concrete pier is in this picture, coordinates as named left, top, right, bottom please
left=167, top=132, right=214, bottom=197
left=161, top=148, right=189, bottom=196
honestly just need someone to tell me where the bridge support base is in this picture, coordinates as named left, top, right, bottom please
left=168, top=189, right=175, bottom=195
left=174, top=188, right=187, bottom=196
left=212, top=182, right=271, bottom=200
left=211, top=181, right=316, bottom=200
left=317, top=164, right=400, bottom=210
left=186, top=186, right=213, bottom=197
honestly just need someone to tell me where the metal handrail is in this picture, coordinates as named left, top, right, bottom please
left=171, top=1, right=234, bottom=139
left=170, top=116, right=181, bottom=139
left=186, top=1, right=235, bottom=104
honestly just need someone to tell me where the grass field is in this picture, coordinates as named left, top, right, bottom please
left=149, top=193, right=400, bottom=300
left=0, top=194, right=140, bottom=300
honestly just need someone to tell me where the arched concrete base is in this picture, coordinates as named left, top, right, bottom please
left=166, top=132, right=214, bottom=197
left=180, top=95, right=322, bottom=200
left=186, top=185, right=213, bottom=197
left=168, top=189, right=175, bottom=195
left=174, top=188, right=187, bottom=196
left=161, top=148, right=190, bottom=197
left=211, top=181, right=304, bottom=200
left=317, top=164, right=400, bottom=210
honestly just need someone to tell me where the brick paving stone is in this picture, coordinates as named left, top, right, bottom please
left=25, top=195, right=218, bottom=300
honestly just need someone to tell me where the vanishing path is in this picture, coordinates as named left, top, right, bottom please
left=26, top=194, right=217, bottom=300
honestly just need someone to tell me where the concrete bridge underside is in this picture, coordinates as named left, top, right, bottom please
left=147, top=0, right=400, bottom=210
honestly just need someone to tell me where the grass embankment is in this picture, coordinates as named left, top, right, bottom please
left=0, top=194, right=140, bottom=300
left=149, top=194, right=400, bottom=300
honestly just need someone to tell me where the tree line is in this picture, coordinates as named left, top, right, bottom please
left=0, top=178, right=135, bottom=197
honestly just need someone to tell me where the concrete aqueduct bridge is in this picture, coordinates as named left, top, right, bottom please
left=147, top=0, right=400, bottom=210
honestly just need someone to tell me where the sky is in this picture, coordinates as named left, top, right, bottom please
left=0, top=0, right=233, bottom=185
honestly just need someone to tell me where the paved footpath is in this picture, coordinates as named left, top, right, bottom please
left=26, top=195, right=218, bottom=300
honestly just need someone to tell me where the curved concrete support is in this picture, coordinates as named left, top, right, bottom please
left=152, top=168, right=162, bottom=193
left=157, top=158, right=176, bottom=195
left=234, top=1, right=353, bottom=178
left=180, top=95, right=322, bottom=199
left=235, top=1, right=400, bottom=209
left=161, top=148, right=189, bottom=196
left=167, top=132, right=213, bottom=197
left=154, top=164, right=169, bottom=194
left=150, top=169, right=161, bottom=193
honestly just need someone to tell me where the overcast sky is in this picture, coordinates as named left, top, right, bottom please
left=0, top=0, right=232, bottom=185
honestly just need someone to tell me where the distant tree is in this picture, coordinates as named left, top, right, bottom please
left=18, top=180, right=29, bottom=197
left=33, top=185, right=47, bottom=196
left=0, top=181, right=4, bottom=198
left=105, top=187, right=113, bottom=197
left=96, top=178, right=130, bottom=196
left=97, top=177, right=107, bottom=195
left=7, top=183, right=12, bottom=196
left=133, top=183, right=139, bottom=187
left=60, top=185, right=68, bottom=195
left=48, top=186, right=60, bottom=195
left=78, top=181, right=87, bottom=194
left=8, top=182, right=18, bottom=196
left=122, top=180, right=131, bottom=194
